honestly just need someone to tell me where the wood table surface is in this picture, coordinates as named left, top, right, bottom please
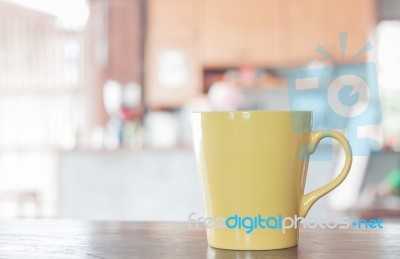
left=0, top=220, right=398, bottom=258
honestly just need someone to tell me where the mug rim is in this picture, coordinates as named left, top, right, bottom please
left=192, top=110, right=312, bottom=114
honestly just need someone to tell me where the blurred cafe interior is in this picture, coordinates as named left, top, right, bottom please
left=0, top=0, right=400, bottom=221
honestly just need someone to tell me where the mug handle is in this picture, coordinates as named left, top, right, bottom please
left=299, top=130, right=353, bottom=218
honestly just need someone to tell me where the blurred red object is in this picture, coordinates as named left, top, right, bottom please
left=120, top=106, right=142, bottom=121
left=238, top=64, right=257, bottom=88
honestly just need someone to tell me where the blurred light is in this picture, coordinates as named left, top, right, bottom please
left=377, top=21, right=400, bottom=89
left=6, top=0, right=90, bottom=30
left=122, top=82, right=142, bottom=108
left=103, top=80, right=123, bottom=116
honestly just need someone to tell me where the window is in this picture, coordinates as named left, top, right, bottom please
left=0, top=1, right=91, bottom=217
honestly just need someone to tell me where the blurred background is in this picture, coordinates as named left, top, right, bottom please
left=0, top=0, right=399, bottom=221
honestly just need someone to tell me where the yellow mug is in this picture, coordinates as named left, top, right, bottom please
left=191, top=111, right=352, bottom=250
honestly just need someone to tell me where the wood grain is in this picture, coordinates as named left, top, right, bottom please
left=0, top=220, right=398, bottom=258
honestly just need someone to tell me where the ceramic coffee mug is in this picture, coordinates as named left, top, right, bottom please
left=191, top=111, right=352, bottom=250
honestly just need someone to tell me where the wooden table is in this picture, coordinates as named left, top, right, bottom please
left=0, top=220, right=398, bottom=258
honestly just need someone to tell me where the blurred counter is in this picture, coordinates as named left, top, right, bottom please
left=58, top=149, right=203, bottom=221
left=58, top=146, right=336, bottom=221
